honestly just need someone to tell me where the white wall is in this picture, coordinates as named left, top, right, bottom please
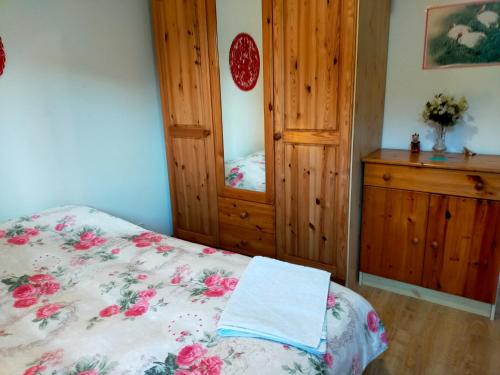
left=216, top=0, right=265, bottom=161
left=0, top=0, right=172, bottom=234
left=382, top=0, right=500, bottom=155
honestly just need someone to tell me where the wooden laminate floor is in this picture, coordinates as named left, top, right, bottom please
left=353, top=285, right=500, bottom=375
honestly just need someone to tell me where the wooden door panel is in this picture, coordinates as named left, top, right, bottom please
left=152, top=0, right=218, bottom=245
left=171, top=137, right=215, bottom=236
left=422, top=196, right=476, bottom=295
left=423, top=196, right=500, bottom=303
left=274, top=0, right=357, bottom=279
left=361, top=187, right=430, bottom=285
left=159, top=0, right=211, bottom=127
left=282, top=0, right=341, bottom=131
left=464, top=200, right=500, bottom=302
left=284, top=144, right=337, bottom=265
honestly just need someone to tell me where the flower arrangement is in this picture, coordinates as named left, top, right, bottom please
left=421, top=93, right=468, bottom=153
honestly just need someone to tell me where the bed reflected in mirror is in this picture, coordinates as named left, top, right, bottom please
left=216, top=0, right=266, bottom=193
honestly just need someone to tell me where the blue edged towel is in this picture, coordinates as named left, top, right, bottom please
left=217, top=256, right=330, bottom=356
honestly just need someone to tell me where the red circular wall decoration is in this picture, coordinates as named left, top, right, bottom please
left=0, top=37, right=5, bottom=76
left=229, top=33, right=260, bottom=91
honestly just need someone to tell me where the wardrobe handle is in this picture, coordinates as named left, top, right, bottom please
left=273, top=132, right=282, bottom=141
left=475, top=182, right=484, bottom=191
left=431, top=241, right=439, bottom=250
left=239, top=211, right=249, bottom=219
left=412, top=237, right=419, bottom=245
left=382, top=173, right=391, bottom=181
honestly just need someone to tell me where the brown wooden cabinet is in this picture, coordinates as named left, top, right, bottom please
left=422, top=195, right=500, bottom=303
left=361, top=187, right=429, bottom=285
left=152, top=0, right=391, bottom=283
left=361, top=149, right=500, bottom=303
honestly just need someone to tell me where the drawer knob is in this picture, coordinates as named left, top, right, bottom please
left=239, top=211, right=249, bottom=219
left=431, top=241, right=439, bottom=250
left=240, top=240, right=248, bottom=247
left=382, top=173, right=391, bottom=181
left=475, top=182, right=484, bottom=191
left=412, top=237, right=419, bottom=245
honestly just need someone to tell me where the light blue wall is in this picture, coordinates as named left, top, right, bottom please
left=0, top=0, right=173, bottom=234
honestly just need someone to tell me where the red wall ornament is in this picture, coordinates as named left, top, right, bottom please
left=229, top=33, right=260, bottom=91
left=0, top=37, right=5, bottom=76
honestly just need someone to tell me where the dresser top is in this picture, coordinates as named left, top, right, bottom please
left=362, top=149, right=500, bottom=174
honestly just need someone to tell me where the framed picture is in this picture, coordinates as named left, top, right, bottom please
left=423, top=0, right=500, bottom=69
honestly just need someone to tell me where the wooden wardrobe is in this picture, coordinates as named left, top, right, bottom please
left=151, top=0, right=390, bottom=285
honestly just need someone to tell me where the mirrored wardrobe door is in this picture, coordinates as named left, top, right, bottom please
left=208, top=0, right=274, bottom=203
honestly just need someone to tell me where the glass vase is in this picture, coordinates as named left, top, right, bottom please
left=433, top=125, right=447, bottom=154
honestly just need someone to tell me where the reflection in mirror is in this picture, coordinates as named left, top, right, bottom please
left=216, top=0, right=266, bottom=192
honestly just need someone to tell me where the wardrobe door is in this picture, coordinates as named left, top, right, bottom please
left=360, top=187, right=430, bottom=285
left=273, top=0, right=357, bottom=279
left=152, top=0, right=219, bottom=245
left=423, top=196, right=500, bottom=303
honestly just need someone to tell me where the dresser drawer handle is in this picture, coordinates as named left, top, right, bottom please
left=431, top=241, right=439, bottom=250
left=382, top=173, right=391, bottom=181
left=412, top=237, right=419, bottom=245
left=239, top=211, right=249, bottom=219
left=475, top=182, right=484, bottom=191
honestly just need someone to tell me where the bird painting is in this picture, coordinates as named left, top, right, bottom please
left=424, top=1, right=500, bottom=68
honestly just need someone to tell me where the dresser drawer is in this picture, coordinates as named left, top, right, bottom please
left=364, top=163, right=500, bottom=201
left=218, top=197, right=275, bottom=234
left=219, top=223, right=276, bottom=258
left=218, top=197, right=275, bottom=257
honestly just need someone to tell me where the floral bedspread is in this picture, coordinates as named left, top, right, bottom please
left=224, top=151, right=266, bottom=192
left=0, top=206, right=387, bottom=375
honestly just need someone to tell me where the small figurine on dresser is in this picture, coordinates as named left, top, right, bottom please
left=411, top=133, right=420, bottom=153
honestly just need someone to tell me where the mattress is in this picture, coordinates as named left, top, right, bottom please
left=0, top=206, right=387, bottom=374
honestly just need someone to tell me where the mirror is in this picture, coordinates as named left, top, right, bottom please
left=216, top=0, right=266, bottom=193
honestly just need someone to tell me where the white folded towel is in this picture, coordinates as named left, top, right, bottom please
left=217, top=256, right=330, bottom=355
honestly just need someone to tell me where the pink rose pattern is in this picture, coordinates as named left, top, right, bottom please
left=63, top=227, right=107, bottom=251
left=176, top=343, right=207, bottom=366
left=33, top=303, right=64, bottom=329
left=226, top=166, right=245, bottom=187
left=1, top=207, right=386, bottom=374
left=22, top=352, right=115, bottom=375
left=170, top=264, right=192, bottom=285
left=127, top=231, right=162, bottom=248
left=365, top=310, right=388, bottom=347
left=2, top=273, right=62, bottom=321
left=2, top=223, right=47, bottom=247
left=188, top=269, right=238, bottom=302
left=87, top=270, right=168, bottom=329
left=327, top=293, right=344, bottom=320
left=146, top=340, right=233, bottom=375
left=54, top=215, right=76, bottom=232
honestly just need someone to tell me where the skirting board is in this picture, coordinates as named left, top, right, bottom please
left=359, top=272, right=497, bottom=320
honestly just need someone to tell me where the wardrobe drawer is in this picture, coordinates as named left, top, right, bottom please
left=218, top=197, right=275, bottom=234
left=364, top=163, right=500, bottom=201
left=219, top=223, right=276, bottom=258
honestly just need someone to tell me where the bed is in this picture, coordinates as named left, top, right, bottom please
left=0, top=206, right=387, bottom=375
left=224, top=151, right=266, bottom=192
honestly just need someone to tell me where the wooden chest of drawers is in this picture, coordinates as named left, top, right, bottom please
left=361, top=149, right=500, bottom=304
left=218, top=197, right=276, bottom=258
